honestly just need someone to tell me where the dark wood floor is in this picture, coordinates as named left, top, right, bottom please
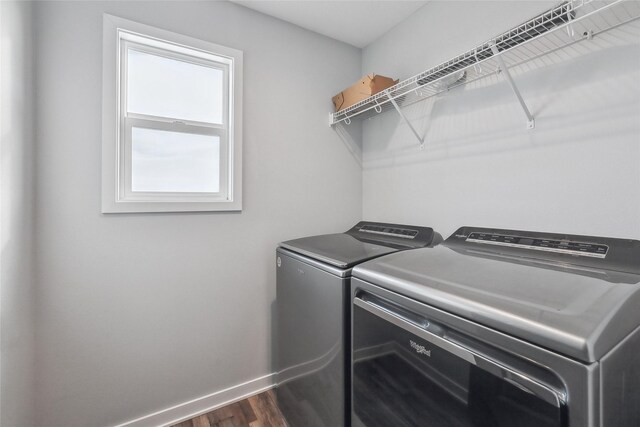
left=171, top=390, right=288, bottom=427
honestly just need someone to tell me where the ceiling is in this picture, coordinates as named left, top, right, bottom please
left=230, top=1, right=429, bottom=48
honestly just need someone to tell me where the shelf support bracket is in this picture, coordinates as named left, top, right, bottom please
left=386, top=90, right=426, bottom=148
left=490, top=45, right=535, bottom=130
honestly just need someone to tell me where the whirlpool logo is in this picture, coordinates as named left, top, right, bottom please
left=410, top=340, right=431, bottom=357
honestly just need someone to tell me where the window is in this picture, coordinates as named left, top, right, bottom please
left=102, top=15, right=242, bottom=212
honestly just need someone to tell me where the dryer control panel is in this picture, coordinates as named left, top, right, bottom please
left=445, top=226, right=640, bottom=276
left=465, top=231, right=609, bottom=258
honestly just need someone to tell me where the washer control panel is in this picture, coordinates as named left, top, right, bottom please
left=358, top=224, right=419, bottom=240
left=346, top=221, right=439, bottom=249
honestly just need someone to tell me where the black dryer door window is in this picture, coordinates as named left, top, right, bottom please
left=352, top=294, right=567, bottom=427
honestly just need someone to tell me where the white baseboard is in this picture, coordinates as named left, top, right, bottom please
left=114, top=373, right=276, bottom=427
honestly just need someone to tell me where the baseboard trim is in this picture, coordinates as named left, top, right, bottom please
left=114, top=373, right=276, bottom=427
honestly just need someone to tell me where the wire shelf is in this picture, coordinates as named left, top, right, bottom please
left=329, top=0, right=640, bottom=127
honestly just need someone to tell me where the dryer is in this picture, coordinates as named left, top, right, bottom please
left=351, top=226, right=640, bottom=427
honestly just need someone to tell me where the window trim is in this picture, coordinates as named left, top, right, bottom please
left=102, top=14, right=243, bottom=213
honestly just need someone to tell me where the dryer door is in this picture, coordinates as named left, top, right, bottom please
left=352, top=292, right=567, bottom=427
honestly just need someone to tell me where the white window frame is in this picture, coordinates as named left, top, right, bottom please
left=102, top=14, right=243, bottom=213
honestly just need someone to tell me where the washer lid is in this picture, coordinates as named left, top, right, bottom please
left=353, top=237, right=640, bottom=363
left=280, top=233, right=398, bottom=268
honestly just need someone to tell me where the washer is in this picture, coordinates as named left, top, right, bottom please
left=275, top=221, right=440, bottom=427
left=351, top=226, right=640, bottom=427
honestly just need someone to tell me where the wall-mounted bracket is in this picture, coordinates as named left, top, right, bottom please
left=490, top=44, right=535, bottom=130
left=386, top=90, right=426, bottom=148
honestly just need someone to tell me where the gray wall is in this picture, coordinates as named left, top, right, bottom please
left=361, top=1, right=640, bottom=239
left=34, top=2, right=361, bottom=426
left=9, top=1, right=640, bottom=426
left=0, top=1, right=36, bottom=426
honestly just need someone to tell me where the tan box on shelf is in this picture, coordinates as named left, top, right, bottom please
left=332, top=74, right=398, bottom=112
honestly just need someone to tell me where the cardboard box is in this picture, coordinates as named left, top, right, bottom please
left=332, top=74, right=399, bottom=112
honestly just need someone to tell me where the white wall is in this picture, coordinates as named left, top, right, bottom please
left=34, top=2, right=361, bottom=426
left=361, top=1, right=640, bottom=240
left=0, top=1, right=36, bottom=426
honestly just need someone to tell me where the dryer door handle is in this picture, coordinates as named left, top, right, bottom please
left=354, top=296, right=477, bottom=364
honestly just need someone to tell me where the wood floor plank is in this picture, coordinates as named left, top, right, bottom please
left=238, top=398, right=258, bottom=423
left=226, top=402, right=250, bottom=426
left=207, top=402, right=236, bottom=425
left=171, top=390, right=287, bottom=427
left=191, top=415, right=210, bottom=427
left=248, top=392, right=287, bottom=427
left=216, top=418, right=236, bottom=427
left=208, top=400, right=254, bottom=426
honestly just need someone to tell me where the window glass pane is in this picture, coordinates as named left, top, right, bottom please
left=127, top=49, right=224, bottom=124
left=131, top=127, right=220, bottom=193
